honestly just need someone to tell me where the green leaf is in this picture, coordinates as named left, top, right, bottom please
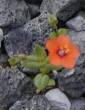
left=40, top=74, right=49, bottom=89
left=8, top=54, right=28, bottom=67
left=34, top=74, right=56, bottom=93
left=48, top=79, right=55, bottom=86
left=46, top=64, right=63, bottom=71
left=57, top=28, right=67, bottom=36
left=26, top=55, right=49, bottom=62
left=48, top=14, right=58, bottom=27
left=33, top=44, right=47, bottom=59
left=40, top=67, right=49, bottom=74
left=34, top=74, right=49, bottom=92
left=34, top=74, right=43, bottom=88
left=21, top=57, right=49, bottom=69
left=49, top=31, right=58, bottom=39
left=25, top=55, right=41, bottom=62
left=8, top=56, right=20, bottom=67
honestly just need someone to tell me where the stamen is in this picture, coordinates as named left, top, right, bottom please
left=58, top=49, right=65, bottom=57
left=65, top=49, right=70, bottom=54
left=57, top=45, right=70, bottom=57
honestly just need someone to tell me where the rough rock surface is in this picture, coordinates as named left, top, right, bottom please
left=45, top=89, right=71, bottom=110
left=28, top=95, right=51, bottom=110
left=71, top=98, right=85, bottom=110
left=0, top=28, right=3, bottom=47
left=24, top=11, right=51, bottom=47
left=9, top=99, right=29, bottom=110
left=28, top=4, right=40, bottom=18
left=18, top=65, right=39, bottom=76
left=4, top=28, right=32, bottom=57
left=82, top=0, right=85, bottom=9
left=0, top=0, right=30, bottom=27
left=4, top=12, right=52, bottom=57
left=1, top=0, right=85, bottom=109
left=40, top=0, right=81, bottom=21
left=57, top=30, right=85, bottom=98
left=66, top=13, right=85, bottom=31
left=0, top=67, right=35, bottom=110
left=9, top=91, right=72, bottom=110
left=9, top=95, right=51, bottom=110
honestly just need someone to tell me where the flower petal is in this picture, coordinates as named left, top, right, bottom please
left=61, top=44, right=80, bottom=69
left=64, top=43, right=80, bottom=60
left=56, top=35, right=71, bottom=46
left=46, top=35, right=80, bottom=69
left=69, top=44, right=80, bottom=59
left=49, top=53, right=62, bottom=66
left=45, top=38, right=58, bottom=53
left=62, top=59, right=76, bottom=69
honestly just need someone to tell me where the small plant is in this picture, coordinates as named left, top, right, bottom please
left=9, top=14, right=80, bottom=93
left=9, top=44, right=61, bottom=93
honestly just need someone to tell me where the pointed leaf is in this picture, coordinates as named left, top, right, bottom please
left=49, top=31, right=58, bottom=39
left=57, top=28, right=67, bottom=36
left=34, top=74, right=49, bottom=92
left=48, top=79, right=55, bottom=86
left=48, top=14, right=58, bottom=27
left=34, top=74, right=43, bottom=88
left=40, top=74, right=49, bottom=90
left=8, top=56, right=20, bottom=67
left=21, top=57, right=49, bottom=69
left=46, top=64, right=63, bottom=71
left=33, top=44, right=47, bottom=59
left=40, top=67, right=49, bottom=74
left=26, top=55, right=40, bottom=62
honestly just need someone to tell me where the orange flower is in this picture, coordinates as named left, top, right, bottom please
left=45, top=35, right=80, bottom=69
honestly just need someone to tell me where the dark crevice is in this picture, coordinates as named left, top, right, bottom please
left=25, top=0, right=42, bottom=6
left=1, top=40, right=7, bottom=54
left=58, top=9, right=84, bottom=29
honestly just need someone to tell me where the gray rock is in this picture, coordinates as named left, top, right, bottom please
left=45, top=89, right=71, bottom=110
left=66, top=15, right=85, bottom=31
left=4, top=12, right=52, bottom=57
left=0, top=28, right=3, bottom=47
left=28, top=4, right=40, bottom=18
left=0, top=0, right=30, bottom=27
left=18, top=64, right=39, bottom=76
left=82, top=0, right=85, bottom=9
left=28, top=95, right=51, bottom=110
left=24, top=11, right=52, bottom=47
left=40, top=0, right=81, bottom=21
left=4, top=28, right=32, bottom=57
left=9, top=99, right=29, bottom=110
left=71, top=98, right=85, bottom=110
left=0, top=67, right=35, bottom=110
left=57, top=30, right=85, bottom=98
left=51, top=102, right=68, bottom=110
left=9, top=95, right=51, bottom=110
